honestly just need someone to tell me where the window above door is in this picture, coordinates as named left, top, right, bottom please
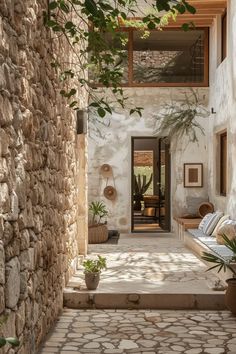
left=90, top=28, right=209, bottom=87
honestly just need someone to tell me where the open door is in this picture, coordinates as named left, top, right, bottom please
left=131, top=137, right=171, bottom=233
left=158, top=138, right=171, bottom=231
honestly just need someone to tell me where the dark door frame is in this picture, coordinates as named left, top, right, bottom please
left=131, top=136, right=171, bottom=233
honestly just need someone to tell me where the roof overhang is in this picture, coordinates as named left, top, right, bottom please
left=168, top=0, right=227, bottom=27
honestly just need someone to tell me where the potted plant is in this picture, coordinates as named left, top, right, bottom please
left=88, top=201, right=109, bottom=243
left=83, top=255, right=107, bottom=290
left=201, top=234, right=236, bottom=314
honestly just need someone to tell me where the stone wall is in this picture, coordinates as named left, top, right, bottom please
left=208, top=0, right=236, bottom=218
left=0, top=0, right=87, bottom=352
left=88, top=87, right=209, bottom=232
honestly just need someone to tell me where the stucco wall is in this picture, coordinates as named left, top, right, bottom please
left=0, top=1, right=87, bottom=352
left=88, top=87, right=209, bottom=232
left=208, top=0, right=236, bottom=218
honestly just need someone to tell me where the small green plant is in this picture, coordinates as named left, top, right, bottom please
left=83, top=255, right=107, bottom=273
left=202, top=234, right=236, bottom=277
left=0, top=337, right=20, bottom=348
left=0, top=315, right=20, bottom=348
left=89, top=201, right=108, bottom=224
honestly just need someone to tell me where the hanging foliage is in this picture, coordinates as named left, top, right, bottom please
left=155, top=90, right=209, bottom=144
left=44, top=0, right=196, bottom=117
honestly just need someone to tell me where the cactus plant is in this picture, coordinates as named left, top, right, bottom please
left=133, top=174, right=153, bottom=210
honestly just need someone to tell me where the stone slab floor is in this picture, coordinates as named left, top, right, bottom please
left=39, top=309, right=236, bottom=354
left=66, top=233, right=221, bottom=294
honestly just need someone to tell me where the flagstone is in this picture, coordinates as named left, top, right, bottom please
left=39, top=310, right=236, bottom=354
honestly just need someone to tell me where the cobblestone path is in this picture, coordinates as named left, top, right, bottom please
left=39, top=309, right=236, bottom=354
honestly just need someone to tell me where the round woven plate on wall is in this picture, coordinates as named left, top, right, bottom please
left=198, top=202, right=214, bottom=218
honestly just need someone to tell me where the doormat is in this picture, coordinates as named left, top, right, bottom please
left=106, top=230, right=120, bottom=244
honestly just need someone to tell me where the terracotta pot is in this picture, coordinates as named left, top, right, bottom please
left=85, top=272, right=100, bottom=290
left=225, top=278, right=236, bottom=314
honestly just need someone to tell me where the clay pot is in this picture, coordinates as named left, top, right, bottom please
left=225, top=278, right=236, bottom=314
left=85, top=272, right=100, bottom=290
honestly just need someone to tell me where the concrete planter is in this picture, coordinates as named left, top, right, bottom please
left=225, top=278, right=236, bottom=314
left=84, top=272, right=100, bottom=290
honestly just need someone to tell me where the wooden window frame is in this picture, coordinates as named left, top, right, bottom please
left=94, top=27, right=209, bottom=88
left=221, top=11, right=227, bottom=62
left=219, top=131, right=227, bottom=196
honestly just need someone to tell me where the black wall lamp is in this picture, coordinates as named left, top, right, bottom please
left=76, top=109, right=88, bottom=134
left=211, top=107, right=217, bottom=114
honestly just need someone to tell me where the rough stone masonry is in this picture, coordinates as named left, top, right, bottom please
left=0, top=0, right=87, bottom=352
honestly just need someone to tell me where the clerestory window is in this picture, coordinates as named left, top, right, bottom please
left=90, top=28, right=209, bottom=87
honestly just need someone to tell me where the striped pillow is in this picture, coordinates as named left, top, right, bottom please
left=198, top=213, right=213, bottom=231
left=202, top=212, right=224, bottom=235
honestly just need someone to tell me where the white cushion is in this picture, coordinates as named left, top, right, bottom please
left=202, top=212, right=224, bottom=235
left=212, top=215, right=230, bottom=237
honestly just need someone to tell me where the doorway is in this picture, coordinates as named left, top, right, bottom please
left=131, top=137, right=171, bottom=232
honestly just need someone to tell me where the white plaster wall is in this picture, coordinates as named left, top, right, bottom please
left=208, top=0, right=236, bottom=218
left=88, top=87, right=209, bottom=232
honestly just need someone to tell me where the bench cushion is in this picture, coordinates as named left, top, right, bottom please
left=187, top=228, right=234, bottom=262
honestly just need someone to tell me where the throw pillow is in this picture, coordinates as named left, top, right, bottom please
left=212, top=215, right=230, bottom=237
left=198, top=213, right=213, bottom=231
left=216, top=220, right=236, bottom=245
left=202, top=211, right=224, bottom=236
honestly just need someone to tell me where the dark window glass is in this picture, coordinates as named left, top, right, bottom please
left=220, top=132, right=227, bottom=196
left=133, top=30, right=205, bottom=84
left=222, top=12, right=227, bottom=61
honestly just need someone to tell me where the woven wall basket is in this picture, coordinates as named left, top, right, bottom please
left=198, top=202, right=214, bottom=218
left=88, top=224, right=108, bottom=244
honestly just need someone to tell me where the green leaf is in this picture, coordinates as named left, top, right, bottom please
left=156, top=0, right=170, bottom=11
left=89, top=102, right=100, bottom=108
left=69, top=101, right=78, bottom=108
left=84, top=0, right=98, bottom=15
left=48, top=1, right=58, bottom=10
left=182, top=23, right=190, bottom=31
left=97, top=108, right=106, bottom=118
left=175, top=4, right=186, bottom=14
left=65, top=21, right=74, bottom=30
left=46, top=19, right=58, bottom=27
left=147, top=21, right=156, bottom=30
left=184, top=1, right=196, bottom=14
left=59, top=1, right=70, bottom=13
left=6, top=338, right=20, bottom=347
left=0, top=338, right=6, bottom=348
left=67, top=88, right=77, bottom=97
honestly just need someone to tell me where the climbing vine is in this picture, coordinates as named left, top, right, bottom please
left=44, top=0, right=196, bottom=117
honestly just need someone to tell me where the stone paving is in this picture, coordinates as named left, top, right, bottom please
left=67, top=233, right=221, bottom=294
left=39, top=309, right=236, bottom=354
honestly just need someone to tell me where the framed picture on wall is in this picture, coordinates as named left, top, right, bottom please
left=184, top=163, right=203, bottom=188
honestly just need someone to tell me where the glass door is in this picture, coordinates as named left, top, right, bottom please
left=158, top=138, right=171, bottom=231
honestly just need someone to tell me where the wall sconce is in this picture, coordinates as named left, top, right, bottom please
left=76, top=109, right=88, bottom=134
left=211, top=107, right=217, bottom=114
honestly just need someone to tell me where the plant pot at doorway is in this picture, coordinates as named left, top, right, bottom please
left=88, top=201, right=109, bottom=243
left=201, top=234, right=236, bottom=314
left=83, top=256, right=107, bottom=290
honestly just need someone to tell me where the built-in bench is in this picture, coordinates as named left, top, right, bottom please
left=174, top=217, right=236, bottom=282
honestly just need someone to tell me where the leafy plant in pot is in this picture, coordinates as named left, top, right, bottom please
left=202, top=234, right=236, bottom=314
left=83, top=255, right=107, bottom=290
left=88, top=201, right=108, bottom=244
